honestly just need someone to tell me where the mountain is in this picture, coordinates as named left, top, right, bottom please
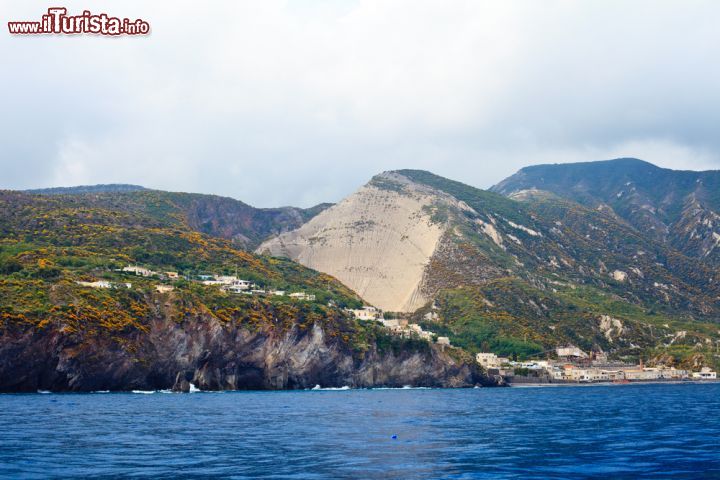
left=0, top=190, right=486, bottom=391
left=17, top=188, right=332, bottom=250
left=259, top=169, right=720, bottom=368
left=491, top=158, right=720, bottom=264
left=258, top=172, right=455, bottom=312
left=26, top=184, right=149, bottom=195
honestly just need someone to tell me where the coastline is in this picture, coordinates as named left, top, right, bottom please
left=4, top=380, right=719, bottom=394
left=508, top=379, right=720, bottom=388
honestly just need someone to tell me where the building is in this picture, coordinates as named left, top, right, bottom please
left=659, top=367, right=688, bottom=379
left=381, top=319, right=400, bottom=329
left=513, top=361, right=549, bottom=372
left=76, top=281, right=131, bottom=289
left=348, top=306, right=382, bottom=320
left=289, top=292, right=316, bottom=301
left=556, top=345, right=588, bottom=360
left=122, top=265, right=157, bottom=277
left=436, top=336, right=451, bottom=346
left=203, top=277, right=252, bottom=291
left=165, top=272, right=179, bottom=279
left=76, top=280, right=112, bottom=289
left=155, top=285, right=174, bottom=293
left=203, top=275, right=239, bottom=286
left=691, top=367, right=717, bottom=380
left=476, top=353, right=510, bottom=369
left=563, top=367, right=609, bottom=382
left=404, top=323, right=434, bottom=341
left=225, top=280, right=252, bottom=293
left=622, top=368, right=664, bottom=381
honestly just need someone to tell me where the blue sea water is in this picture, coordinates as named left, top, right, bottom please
left=1, top=383, right=719, bottom=479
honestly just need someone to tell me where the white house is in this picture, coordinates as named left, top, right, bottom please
left=225, top=280, right=252, bottom=293
left=691, top=367, right=717, bottom=380
left=76, top=280, right=112, bottom=289
left=122, top=265, right=158, bottom=277
left=289, top=292, right=316, bottom=301
left=556, top=345, right=588, bottom=359
left=348, top=306, right=382, bottom=320
left=476, top=353, right=506, bottom=369
left=563, top=367, right=609, bottom=382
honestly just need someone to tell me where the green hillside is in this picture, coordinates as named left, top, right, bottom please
left=0, top=190, right=402, bottom=353
left=491, top=158, right=720, bottom=264
left=390, top=169, right=720, bottom=369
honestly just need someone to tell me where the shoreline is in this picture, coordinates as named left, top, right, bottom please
left=508, top=379, right=720, bottom=388
left=2, top=380, right=719, bottom=394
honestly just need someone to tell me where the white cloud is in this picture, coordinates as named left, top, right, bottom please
left=1, top=0, right=719, bottom=206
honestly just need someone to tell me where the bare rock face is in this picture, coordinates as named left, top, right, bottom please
left=0, top=316, right=493, bottom=392
left=258, top=173, right=456, bottom=312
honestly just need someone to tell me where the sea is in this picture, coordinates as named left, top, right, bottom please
left=1, top=383, right=718, bottom=479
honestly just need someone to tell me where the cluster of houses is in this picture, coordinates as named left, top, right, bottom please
left=476, top=345, right=718, bottom=383
left=196, top=274, right=316, bottom=300
left=72, top=272, right=718, bottom=379
left=121, top=265, right=179, bottom=279
left=346, top=306, right=451, bottom=347
left=76, top=265, right=315, bottom=301
left=75, top=280, right=132, bottom=289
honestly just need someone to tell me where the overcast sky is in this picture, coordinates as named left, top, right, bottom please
left=2, top=1, right=719, bottom=207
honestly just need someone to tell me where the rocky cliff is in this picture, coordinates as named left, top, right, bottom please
left=0, top=189, right=488, bottom=392
left=0, top=315, right=490, bottom=393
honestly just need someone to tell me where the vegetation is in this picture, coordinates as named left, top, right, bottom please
left=491, top=158, right=720, bottom=265
left=0, top=191, right=383, bottom=352
left=413, top=278, right=720, bottom=370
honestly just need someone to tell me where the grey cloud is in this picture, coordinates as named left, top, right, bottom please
left=1, top=0, right=719, bottom=207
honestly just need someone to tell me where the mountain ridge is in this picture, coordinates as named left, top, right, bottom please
left=491, top=158, right=720, bottom=263
left=259, top=166, right=720, bottom=368
left=4, top=161, right=720, bottom=375
left=25, top=184, right=149, bottom=195
left=10, top=188, right=333, bottom=250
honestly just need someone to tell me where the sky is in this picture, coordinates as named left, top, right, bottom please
left=2, top=1, right=720, bottom=207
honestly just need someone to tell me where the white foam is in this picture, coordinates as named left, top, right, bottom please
left=369, top=386, right=431, bottom=390
left=189, top=383, right=200, bottom=393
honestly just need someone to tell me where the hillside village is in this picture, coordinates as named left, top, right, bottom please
left=75, top=264, right=316, bottom=300
left=346, top=306, right=452, bottom=347
left=73, top=265, right=720, bottom=380
left=477, top=346, right=717, bottom=384
left=77, top=265, right=452, bottom=345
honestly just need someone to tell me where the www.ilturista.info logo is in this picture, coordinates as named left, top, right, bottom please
left=8, top=8, right=150, bottom=35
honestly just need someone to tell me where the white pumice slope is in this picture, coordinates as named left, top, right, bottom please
left=257, top=172, right=455, bottom=312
